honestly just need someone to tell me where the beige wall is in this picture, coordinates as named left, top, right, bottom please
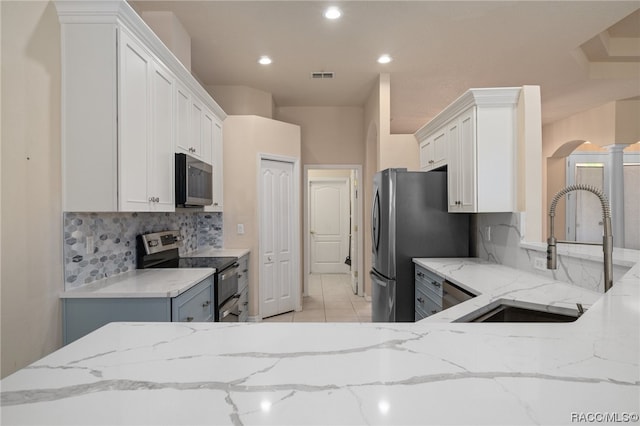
left=308, top=169, right=352, bottom=179
left=380, top=134, right=420, bottom=171
left=543, top=102, right=617, bottom=156
left=208, top=85, right=274, bottom=119
left=140, top=11, right=191, bottom=72
left=222, top=115, right=301, bottom=318
left=1, top=1, right=63, bottom=378
left=276, top=106, right=365, bottom=165
left=615, top=99, right=640, bottom=145
left=517, top=86, right=543, bottom=242
left=541, top=100, right=639, bottom=239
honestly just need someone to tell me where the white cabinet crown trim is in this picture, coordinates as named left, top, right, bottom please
left=55, top=0, right=226, bottom=121
left=415, top=87, right=520, bottom=142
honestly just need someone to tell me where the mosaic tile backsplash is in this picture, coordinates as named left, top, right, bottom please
left=64, top=211, right=222, bottom=290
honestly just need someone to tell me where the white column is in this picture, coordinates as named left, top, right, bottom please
left=608, top=144, right=625, bottom=248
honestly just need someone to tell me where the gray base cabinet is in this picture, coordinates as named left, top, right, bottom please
left=415, top=265, right=444, bottom=321
left=63, top=276, right=214, bottom=344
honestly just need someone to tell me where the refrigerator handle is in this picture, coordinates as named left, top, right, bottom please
left=372, top=189, right=380, bottom=255
left=370, top=269, right=392, bottom=286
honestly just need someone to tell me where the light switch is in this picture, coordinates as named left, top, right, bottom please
left=237, top=224, right=245, bottom=235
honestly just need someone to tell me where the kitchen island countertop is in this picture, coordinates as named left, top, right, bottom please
left=3, top=259, right=638, bottom=425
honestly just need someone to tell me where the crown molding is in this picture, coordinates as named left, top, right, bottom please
left=415, top=87, right=521, bottom=141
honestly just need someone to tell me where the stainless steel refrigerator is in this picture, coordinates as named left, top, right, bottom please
left=370, top=168, right=470, bottom=322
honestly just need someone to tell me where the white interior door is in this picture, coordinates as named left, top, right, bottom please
left=309, top=178, right=350, bottom=274
left=575, top=164, right=604, bottom=242
left=260, top=159, right=295, bottom=318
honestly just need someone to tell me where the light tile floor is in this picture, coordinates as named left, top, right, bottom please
left=263, top=274, right=371, bottom=323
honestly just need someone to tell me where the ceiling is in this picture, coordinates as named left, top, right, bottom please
left=130, top=1, right=640, bottom=134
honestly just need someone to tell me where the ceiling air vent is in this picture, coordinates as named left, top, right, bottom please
left=311, top=72, right=335, bottom=79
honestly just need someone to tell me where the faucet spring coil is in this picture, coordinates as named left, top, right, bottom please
left=549, top=184, right=610, bottom=218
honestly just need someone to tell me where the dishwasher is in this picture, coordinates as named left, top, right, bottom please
left=442, top=280, right=475, bottom=309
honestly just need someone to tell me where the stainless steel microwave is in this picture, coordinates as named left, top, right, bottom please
left=175, top=153, right=213, bottom=207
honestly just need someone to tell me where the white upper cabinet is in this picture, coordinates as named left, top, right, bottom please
left=149, top=58, right=176, bottom=211
left=205, top=118, right=224, bottom=212
left=56, top=0, right=226, bottom=212
left=419, top=129, right=447, bottom=171
left=118, top=28, right=174, bottom=212
left=175, top=82, right=192, bottom=158
left=415, top=87, right=521, bottom=213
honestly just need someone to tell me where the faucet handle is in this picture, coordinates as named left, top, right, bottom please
left=546, top=237, right=557, bottom=270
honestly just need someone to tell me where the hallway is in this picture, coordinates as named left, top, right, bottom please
left=263, top=274, right=371, bottom=322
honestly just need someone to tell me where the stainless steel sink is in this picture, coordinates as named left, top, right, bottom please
left=455, top=301, right=580, bottom=323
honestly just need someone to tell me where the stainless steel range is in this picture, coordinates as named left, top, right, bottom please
left=137, top=230, right=240, bottom=322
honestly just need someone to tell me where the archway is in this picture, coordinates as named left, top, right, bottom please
left=546, top=140, right=640, bottom=248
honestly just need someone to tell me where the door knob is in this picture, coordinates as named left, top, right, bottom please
left=268, top=256, right=272, bottom=262
left=310, top=230, right=316, bottom=234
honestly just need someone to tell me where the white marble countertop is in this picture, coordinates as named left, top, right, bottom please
left=59, top=268, right=215, bottom=298
left=6, top=260, right=639, bottom=425
left=413, top=258, right=602, bottom=323
left=186, top=247, right=250, bottom=258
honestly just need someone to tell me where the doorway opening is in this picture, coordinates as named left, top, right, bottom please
left=303, top=165, right=364, bottom=298
left=547, top=141, right=640, bottom=249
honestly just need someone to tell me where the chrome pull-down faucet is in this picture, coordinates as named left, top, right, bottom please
left=547, top=184, right=613, bottom=292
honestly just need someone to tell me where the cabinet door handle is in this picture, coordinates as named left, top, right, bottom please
left=202, top=300, right=210, bottom=307
left=431, top=310, right=438, bottom=314
left=431, top=281, right=441, bottom=288
left=417, top=271, right=424, bottom=278
left=186, top=316, right=194, bottom=322
left=417, top=297, right=425, bottom=303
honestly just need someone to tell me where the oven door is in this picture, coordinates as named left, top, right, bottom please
left=217, top=263, right=239, bottom=306
left=219, top=295, right=240, bottom=322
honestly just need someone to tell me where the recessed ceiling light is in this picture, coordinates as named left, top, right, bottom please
left=324, top=6, right=342, bottom=20
left=377, top=54, right=392, bottom=64
left=258, top=56, right=272, bottom=65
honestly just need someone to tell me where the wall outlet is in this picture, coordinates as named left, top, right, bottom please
left=533, top=257, right=547, bottom=271
left=237, top=224, right=245, bottom=235
left=86, top=235, right=94, bottom=254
